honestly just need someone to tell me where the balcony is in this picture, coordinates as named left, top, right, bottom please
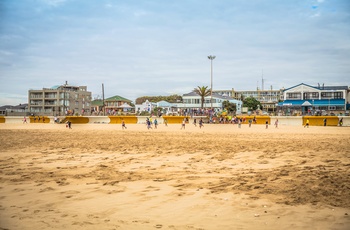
left=30, top=95, right=43, bottom=99
left=44, top=103, right=57, bottom=106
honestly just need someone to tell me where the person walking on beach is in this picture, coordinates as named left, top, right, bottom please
left=238, top=118, right=241, bottom=128
left=181, top=118, right=186, bottom=130
left=164, top=118, right=168, bottom=126
left=199, top=118, right=204, bottom=129
left=265, top=120, right=269, bottom=129
left=323, top=118, right=327, bottom=126
left=146, top=119, right=152, bottom=129
left=122, top=120, right=127, bottom=129
left=154, top=118, right=158, bottom=129
left=193, top=118, right=197, bottom=127
left=339, top=118, right=343, bottom=127
left=304, top=118, right=309, bottom=128
left=149, top=117, right=153, bottom=128
left=67, top=120, right=72, bottom=129
left=23, top=116, right=27, bottom=124
left=248, top=118, right=252, bottom=128
left=253, top=116, right=257, bottom=124
left=274, top=119, right=279, bottom=128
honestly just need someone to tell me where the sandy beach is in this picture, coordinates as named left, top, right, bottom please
left=0, top=123, right=349, bottom=230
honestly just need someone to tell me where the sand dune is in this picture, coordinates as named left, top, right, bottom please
left=0, top=123, right=349, bottom=229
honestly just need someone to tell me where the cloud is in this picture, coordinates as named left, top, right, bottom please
left=40, top=0, right=68, bottom=7
left=0, top=93, right=27, bottom=106
left=310, top=12, right=321, bottom=17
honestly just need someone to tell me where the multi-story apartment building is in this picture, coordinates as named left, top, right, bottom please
left=28, top=81, right=92, bottom=116
left=214, top=87, right=283, bottom=112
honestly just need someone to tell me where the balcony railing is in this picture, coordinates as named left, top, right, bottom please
left=30, top=95, right=43, bottom=99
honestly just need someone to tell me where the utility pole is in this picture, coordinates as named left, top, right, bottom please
left=102, top=83, right=105, bottom=116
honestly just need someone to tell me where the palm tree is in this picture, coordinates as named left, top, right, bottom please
left=193, top=86, right=211, bottom=108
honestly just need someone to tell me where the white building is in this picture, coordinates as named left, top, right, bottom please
left=135, top=100, right=157, bottom=114
left=277, top=83, right=349, bottom=115
left=214, top=87, right=283, bottom=112
left=178, top=91, right=243, bottom=114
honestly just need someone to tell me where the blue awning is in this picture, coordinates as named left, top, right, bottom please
left=278, top=99, right=345, bottom=106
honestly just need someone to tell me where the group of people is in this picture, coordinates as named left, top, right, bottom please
left=32, top=116, right=46, bottom=123
left=61, top=116, right=344, bottom=130
left=145, top=117, right=159, bottom=129
left=190, top=118, right=204, bottom=129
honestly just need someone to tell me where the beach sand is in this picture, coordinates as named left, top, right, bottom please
left=0, top=123, right=349, bottom=229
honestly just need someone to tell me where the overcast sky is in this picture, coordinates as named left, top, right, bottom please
left=0, top=0, right=349, bottom=105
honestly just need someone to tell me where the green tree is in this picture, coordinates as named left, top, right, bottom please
left=222, top=100, right=237, bottom=114
left=243, top=96, right=261, bottom=111
left=135, top=94, right=182, bottom=104
left=193, top=86, right=211, bottom=108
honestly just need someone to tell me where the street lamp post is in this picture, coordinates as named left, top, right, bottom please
left=208, top=55, right=216, bottom=112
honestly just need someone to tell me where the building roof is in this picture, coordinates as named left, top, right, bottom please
left=183, top=91, right=230, bottom=99
left=105, top=95, right=131, bottom=102
left=157, top=100, right=176, bottom=107
left=0, top=104, right=28, bottom=111
left=320, top=86, right=349, bottom=90
left=91, top=99, right=104, bottom=106
left=120, top=103, right=133, bottom=108
left=50, top=85, right=61, bottom=89
left=284, top=83, right=348, bottom=91
left=283, top=83, right=318, bottom=91
left=183, top=91, right=200, bottom=97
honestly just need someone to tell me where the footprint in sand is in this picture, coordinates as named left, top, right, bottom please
left=39, top=187, right=55, bottom=193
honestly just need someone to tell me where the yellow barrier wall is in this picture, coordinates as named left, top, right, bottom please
left=162, top=116, right=190, bottom=124
left=87, top=116, right=111, bottom=124
left=109, top=116, right=137, bottom=124
left=0, top=116, right=5, bottom=123
left=303, top=116, right=339, bottom=126
left=66, top=116, right=89, bottom=124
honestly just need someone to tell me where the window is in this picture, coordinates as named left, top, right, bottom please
left=304, top=92, right=319, bottom=99
left=287, top=93, right=301, bottom=99
left=31, top=93, right=43, bottom=98
left=321, top=92, right=332, bottom=99
left=336, top=106, right=345, bottom=110
left=334, top=92, right=343, bottom=99
left=45, top=93, right=57, bottom=98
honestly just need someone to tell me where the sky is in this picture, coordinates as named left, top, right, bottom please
left=0, top=0, right=349, bottom=105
